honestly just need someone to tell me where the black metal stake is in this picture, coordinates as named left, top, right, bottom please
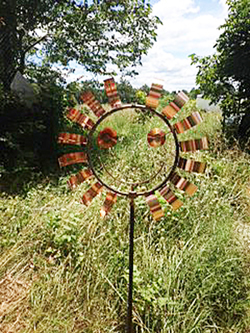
left=86, top=104, right=179, bottom=332
left=127, top=196, right=135, bottom=333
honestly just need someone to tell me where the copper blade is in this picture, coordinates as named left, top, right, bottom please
left=179, top=137, right=209, bottom=152
left=104, top=78, right=121, bottom=108
left=67, top=108, right=95, bottom=129
left=169, top=172, right=198, bottom=196
left=174, top=112, right=202, bottom=134
left=80, top=91, right=106, bottom=118
left=146, top=194, right=164, bottom=221
left=159, top=186, right=183, bottom=210
left=178, top=157, right=206, bottom=173
left=58, top=152, right=88, bottom=168
left=173, top=91, right=189, bottom=109
left=146, top=83, right=163, bottom=109
left=68, top=168, right=93, bottom=189
left=162, top=102, right=180, bottom=120
left=58, top=133, right=87, bottom=146
left=100, top=192, right=117, bottom=217
left=81, top=182, right=103, bottom=206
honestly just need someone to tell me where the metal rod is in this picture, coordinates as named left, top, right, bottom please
left=127, top=196, right=135, bottom=333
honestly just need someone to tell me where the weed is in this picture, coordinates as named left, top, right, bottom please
left=0, top=107, right=249, bottom=332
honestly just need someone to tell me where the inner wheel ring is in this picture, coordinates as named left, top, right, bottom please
left=86, top=104, right=179, bottom=198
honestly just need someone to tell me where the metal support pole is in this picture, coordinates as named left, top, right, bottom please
left=127, top=196, right=135, bottom=333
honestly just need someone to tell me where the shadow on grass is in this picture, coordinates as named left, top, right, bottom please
left=0, top=167, right=61, bottom=196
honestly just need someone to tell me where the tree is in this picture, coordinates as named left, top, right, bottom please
left=216, top=0, right=250, bottom=98
left=139, top=84, right=150, bottom=94
left=0, top=0, right=161, bottom=90
left=116, top=79, right=137, bottom=103
left=190, top=0, right=250, bottom=134
left=189, top=87, right=200, bottom=100
left=0, top=64, right=67, bottom=172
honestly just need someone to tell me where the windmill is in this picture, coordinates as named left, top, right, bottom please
left=58, top=78, right=208, bottom=332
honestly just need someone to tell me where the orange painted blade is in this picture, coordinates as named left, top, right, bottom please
left=179, top=137, right=209, bottom=152
left=159, top=186, right=183, bottom=210
left=146, top=83, right=163, bottom=109
left=169, top=172, right=198, bottom=197
left=66, top=108, right=95, bottom=129
left=178, top=157, right=206, bottom=173
left=68, top=168, right=93, bottom=189
left=80, top=91, right=106, bottom=118
left=146, top=194, right=164, bottom=221
left=100, top=192, right=117, bottom=217
left=58, top=133, right=87, bottom=146
left=174, top=112, right=202, bottom=134
left=104, top=78, right=121, bottom=107
left=58, top=152, right=88, bottom=168
left=81, top=182, right=103, bottom=206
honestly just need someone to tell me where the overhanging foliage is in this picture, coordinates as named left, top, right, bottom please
left=0, top=0, right=161, bottom=90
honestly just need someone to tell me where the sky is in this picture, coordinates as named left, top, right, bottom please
left=66, top=0, right=229, bottom=92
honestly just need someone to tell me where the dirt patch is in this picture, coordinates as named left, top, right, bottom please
left=0, top=275, right=30, bottom=333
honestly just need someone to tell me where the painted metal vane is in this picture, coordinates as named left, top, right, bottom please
left=57, top=78, right=208, bottom=332
left=147, top=128, right=166, bottom=147
left=97, top=127, right=117, bottom=149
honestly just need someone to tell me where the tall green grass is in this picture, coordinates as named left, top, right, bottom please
left=0, top=103, right=249, bottom=332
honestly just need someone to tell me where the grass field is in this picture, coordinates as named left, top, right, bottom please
left=0, top=102, right=250, bottom=332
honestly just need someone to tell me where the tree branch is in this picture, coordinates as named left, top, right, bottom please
left=23, top=34, right=49, bottom=55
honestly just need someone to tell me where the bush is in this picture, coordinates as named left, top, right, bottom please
left=0, top=65, right=67, bottom=175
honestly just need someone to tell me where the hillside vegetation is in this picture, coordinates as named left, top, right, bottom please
left=0, top=102, right=250, bottom=332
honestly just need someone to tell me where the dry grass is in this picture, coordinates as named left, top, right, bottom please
left=0, top=107, right=250, bottom=332
left=0, top=273, right=30, bottom=333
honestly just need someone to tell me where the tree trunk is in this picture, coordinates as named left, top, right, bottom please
left=0, top=0, right=17, bottom=91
